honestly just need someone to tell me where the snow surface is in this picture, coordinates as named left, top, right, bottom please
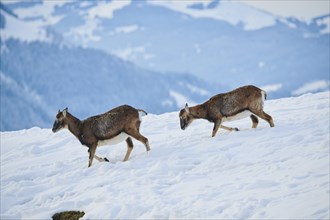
left=292, top=80, right=330, bottom=96
left=148, top=0, right=277, bottom=30
left=260, top=83, right=283, bottom=93
left=0, top=6, right=48, bottom=42
left=237, top=0, right=330, bottom=23
left=1, top=92, right=329, bottom=219
left=86, top=0, right=131, bottom=20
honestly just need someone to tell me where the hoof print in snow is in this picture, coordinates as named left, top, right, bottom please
left=52, top=211, right=85, bottom=220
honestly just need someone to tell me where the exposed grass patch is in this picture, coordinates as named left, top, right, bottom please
left=52, top=211, right=85, bottom=220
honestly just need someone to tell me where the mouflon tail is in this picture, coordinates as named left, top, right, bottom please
left=138, top=109, right=147, bottom=120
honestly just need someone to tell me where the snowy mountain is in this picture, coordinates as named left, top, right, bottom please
left=1, top=92, right=329, bottom=219
left=2, top=0, right=329, bottom=95
left=1, top=2, right=227, bottom=131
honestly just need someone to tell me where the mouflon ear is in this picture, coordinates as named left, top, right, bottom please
left=63, top=107, right=68, bottom=117
left=184, top=103, right=189, bottom=113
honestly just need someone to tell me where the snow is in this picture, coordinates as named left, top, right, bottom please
left=112, top=25, right=139, bottom=34
left=292, top=80, right=330, bottom=96
left=86, top=0, right=131, bottom=20
left=0, top=71, right=51, bottom=116
left=169, top=90, right=197, bottom=108
left=260, top=83, right=283, bottom=93
left=112, top=46, right=154, bottom=61
left=147, top=0, right=277, bottom=30
left=1, top=1, right=65, bottom=42
left=10, top=0, right=131, bottom=21
left=0, top=8, right=48, bottom=42
left=1, top=92, right=329, bottom=219
left=317, top=16, right=330, bottom=34
left=13, top=1, right=66, bottom=23
left=64, top=19, right=101, bottom=46
left=183, top=83, right=210, bottom=96
left=237, top=0, right=330, bottom=22
left=279, top=17, right=298, bottom=29
left=63, top=0, right=131, bottom=46
left=4, top=0, right=131, bottom=45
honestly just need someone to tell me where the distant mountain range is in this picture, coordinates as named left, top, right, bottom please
left=0, top=37, right=222, bottom=131
left=1, top=0, right=329, bottom=130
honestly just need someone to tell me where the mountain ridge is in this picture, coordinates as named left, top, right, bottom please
left=1, top=0, right=329, bottom=130
left=0, top=38, right=224, bottom=131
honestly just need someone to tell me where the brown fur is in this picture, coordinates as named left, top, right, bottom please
left=52, top=105, right=150, bottom=167
left=179, top=85, right=274, bottom=137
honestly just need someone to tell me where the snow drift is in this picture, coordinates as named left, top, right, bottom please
left=1, top=92, right=329, bottom=219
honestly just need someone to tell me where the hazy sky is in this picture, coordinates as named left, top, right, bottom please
left=239, top=0, right=329, bottom=21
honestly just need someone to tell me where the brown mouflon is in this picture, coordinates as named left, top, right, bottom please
left=179, top=85, right=274, bottom=137
left=52, top=105, right=150, bottom=167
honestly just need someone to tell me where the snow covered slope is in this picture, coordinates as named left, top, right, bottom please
left=1, top=92, right=329, bottom=219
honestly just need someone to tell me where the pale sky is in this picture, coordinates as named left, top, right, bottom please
left=238, top=0, right=330, bottom=21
